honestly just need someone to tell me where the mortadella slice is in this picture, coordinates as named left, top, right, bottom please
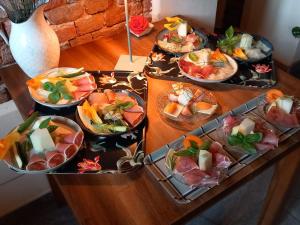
left=45, top=151, right=65, bottom=168
left=63, top=131, right=84, bottom=147
left=26, top=154, right=47, bottom=171
left=56, top=143, right=77, bottom=159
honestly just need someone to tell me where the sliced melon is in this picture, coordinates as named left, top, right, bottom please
left=77, top=106, right=98, bottom=133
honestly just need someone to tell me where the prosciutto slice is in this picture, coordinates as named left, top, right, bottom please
left=45, top=151, right=65, bottom=168
left=72, top=75, right=95, bottom=86
left=266, top=106, right=300, bottom=128
left=123, top=111, right=144, bottom=127
left=223, top=115, right=239, bottom=135
left=63, top=131, right=84, bottom=146
left=26, top=154, right=47, bottom=171
left=104, top=89, right=116, bottom=103
left=182, top=169, right=208, bottom=186
left=72, top=91, right=89, bottom=100
left=210, top=142, right=232, bottom=168
left=174, top=157, right=198, bottom=174
left=255, top=121, right=279, bottom=147
left=255, top=143, right=275, bottom=152
left=56, top=143, right=77, bottom=159
left=115, top=92, right=137, bottom=104
left=76, top=83, right=97, bottom=92
left=124, top=105, right=144, bottom=113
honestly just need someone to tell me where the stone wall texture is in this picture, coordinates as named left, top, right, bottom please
left=0, top=0, right=152, bottom=66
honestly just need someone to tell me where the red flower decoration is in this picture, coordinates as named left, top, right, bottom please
left=129, top=16, right=149, bottom=35
left=77, top=156, right=102, bottom=174
left=253, top=64, right=272, bottom=73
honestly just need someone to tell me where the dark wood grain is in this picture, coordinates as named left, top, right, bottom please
left=1, top=20, right=300, bottom=225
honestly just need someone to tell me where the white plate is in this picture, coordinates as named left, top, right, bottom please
left=4, top=116, right=84, bottom=174
left=28, top=67, right=94, bottom=109
left=178, top=50, right=238, bottom=83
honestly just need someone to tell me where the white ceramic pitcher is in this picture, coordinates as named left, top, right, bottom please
left=0, top=5, right=60, bottom=78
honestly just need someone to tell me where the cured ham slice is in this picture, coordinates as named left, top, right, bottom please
left=72, top=75, right=95, bottom=86
left=56, top=143, right=77, bottom=159
left=209, top=142, right=231, bottom=168
left=115, top=93, right=137, bottom=104
left=88, top=92, right=109, bottom=107
left=63, top=131, right=84, bottom=146
left=104, top=89, right=116, bottom=103
left=45, top=151, right=65, bottom=168
left=76, top=83, right=97, bottom=92
left=255, top=121, right=279, bottom=147
left=223, top=115, right=238, bottom=134
left=123, top=111, right=143, bottom=127
left=186, top=33, right=198, bottom=43
left=255, top=143, right=275, bottom=152
left=72, top=91, right=89, bottom=100
left=266, top=106, right=299, bottom=128
left=182, top=168, right=208, bottom=186
left=26, top=154, right=47, bottom=171
left=124, top=105, right=144, bottom=113
left=174, top=157, right=198, bottom=173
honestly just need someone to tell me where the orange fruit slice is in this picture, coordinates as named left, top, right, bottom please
left=164, top=102, right=178, bottom=114
left=195, top=101, right=213, bottom=110
left=266, top=89, right=284, bottom=103
left=183, top=135, right=203, bottom=149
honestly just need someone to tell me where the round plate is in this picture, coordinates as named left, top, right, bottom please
left=75, top=90, right=146, bottom=137
left=178, top=49, right=238, bottom=83
left=28, top=67, right=94, bottom=109
left=156, top=28, right=208, bottom=54
left=216, top=114, right=277, bottom=154
left=4, top=116, right=84, bottom=174
left=219, top=33, right=273, bottom=63
left=157, top=84, right=218, bottom=131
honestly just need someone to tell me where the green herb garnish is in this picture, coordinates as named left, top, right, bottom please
left=170, top=36, right=183, bottom=43
left=43, top=80, right=73, bottom=104
left=228, top=132, right=262, bottom=154
left=174, top=140, right=211, bottom=157
left=188, top=52, right=199, bottom=62
left=17, top=112, right=39, bottom=133
left=39, top=118, right=51, bottom=129
left=217, top=26, right=241, bottom=55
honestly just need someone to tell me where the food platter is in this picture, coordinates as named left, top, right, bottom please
left=178, top=49, right=238, bottom=83
left=3, top=115, right=83, bottom=174
left=157, top=83, right=219, bottom=130
left=75, top=89, right=146, bottom=136
left=27, top=67, right=96, bottom=109
left=156, top=28, right=208, bottom=54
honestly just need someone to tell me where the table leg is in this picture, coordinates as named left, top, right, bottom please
left=47, top=175, right=66, bottom=206
left=258, top=146, right=300, bottom=225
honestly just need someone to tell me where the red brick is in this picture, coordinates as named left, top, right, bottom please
left=92, top=22, right=126, bottom=38
left=44, top=0, right=66, bottom=11
left=142, top=0, right=152, bottom=13
left=84, top=0, right=109, bottom=14
left=75, top=13, right=105, bottom=35
left=105, top=4, right=125, bottom=26
left=129, top=1, right=143, bottom=16
left=69, top=33, right=93, bottom=46
left=52, top=22, right=77, bottom=43
left=45, top=3, right=84, bottom=25
left=0, top=44, right=14, bottom=65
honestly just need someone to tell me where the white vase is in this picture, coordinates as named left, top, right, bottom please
left=0, top=5, right=60, bottom=78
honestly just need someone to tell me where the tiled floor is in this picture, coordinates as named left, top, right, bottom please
left=1, top=166, right=300, bottom=225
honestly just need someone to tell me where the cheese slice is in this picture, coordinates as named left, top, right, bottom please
left=276, top=97, right=293, bottom=114
left=198, top=150, right=212, bottom=171
left=30, top=128, right=55, bottom=153
left=231, top=125, right=240, bottom=135
left=238, top=118, right=255, bottom=136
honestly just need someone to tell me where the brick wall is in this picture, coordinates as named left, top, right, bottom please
left=0, top=0, right=152, bottom=67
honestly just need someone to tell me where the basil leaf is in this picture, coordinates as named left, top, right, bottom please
left=55, top=80, right=66, bottom=89
left=48, top=91, right=61, bottom=104
left=189, top=140, right=199, bottom=149
left=62, top=92, right=73, bottom=100
left=242, top=142, right=257, bottom=154
left=174, top=150, right=195, bottom=157
left=48, top=125, right=58, bottom=133
left=43, top=82, right=55, bottom=92
left=118, top=101, right=134, bottom=110
left=245, top=132, right=263, bottom=143
left=228, top=134, right=243, bottom=146
left=225, top=26, right=234, bottom=39
left=39, top=118, right=51, bottom=129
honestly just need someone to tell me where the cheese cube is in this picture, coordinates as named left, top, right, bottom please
left=276, top=97, right=293, bottom=114
left=238, top=118, right=255, bottom=136
left=177, top=22, right=188, bottom=37
left=30, top=128, right=55, bottom=153
left=231, top=125, right=240, bottom=135
left=240, top=34, right=253, bottom=49
left=178, top=89, right=193, bottom=106
left=198, top=150, right=212, bottom=171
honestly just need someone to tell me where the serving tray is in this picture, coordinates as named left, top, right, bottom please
left=144, top=34, right=277, bottom=88
left=144, top=93, right=300, bottom=204
left=23, top=71, right=148, bottom=174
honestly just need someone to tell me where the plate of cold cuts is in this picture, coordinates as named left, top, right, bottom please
left=1, top=113, right=83, bottom=174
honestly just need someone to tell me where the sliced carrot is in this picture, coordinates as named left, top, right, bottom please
left=183, top=135, right=203, bottom=149
left=266, top=89, right=284, bottom=103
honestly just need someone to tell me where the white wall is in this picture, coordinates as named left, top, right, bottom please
left=152, top=0, right=218, bottom=32
left=241, top=0, right=300, bottom=66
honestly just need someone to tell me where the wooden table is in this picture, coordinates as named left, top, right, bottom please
left=1, top=20, right=300, bottom=225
